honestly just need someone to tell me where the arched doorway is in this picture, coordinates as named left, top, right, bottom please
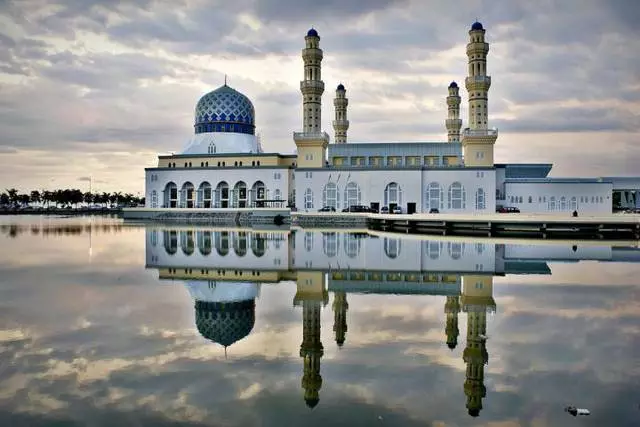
left=215, top=182, right=229, bottom=208
left=384, top=182, right=402, bottom=210
left=180, top=182, right=195, bottom=208
left=234, top=181, right=247, bottom=208
left=198, top=182, right=212, bottom=208
left=164, top=182, right=178, bottom=208
left=251, top=181, right=266, bottom=207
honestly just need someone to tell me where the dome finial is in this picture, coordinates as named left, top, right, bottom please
left=224, top=74, right=227, bottom=86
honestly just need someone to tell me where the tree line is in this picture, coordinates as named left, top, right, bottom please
left=1, top=188, right=144, bottom=209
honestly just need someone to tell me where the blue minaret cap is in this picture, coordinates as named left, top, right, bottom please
left=471, top=21, right=484, bottom=30
left=337, top=83, right=345, bottom=91
left=307, top=28, right=319, bottom=37
left=448, top=81, right=458, bottom=88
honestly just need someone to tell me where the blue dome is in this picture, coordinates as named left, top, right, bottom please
left=471, top=21, right=484, bottom=31
left=448, top=81, right=458, bottom=88
left=194, top=85, right=255, bottom=135
left=307, top=28, right=318, bottom=37
left=195, top=299, right=255, bottom=347
left=337, top=83, right=345, bottom=91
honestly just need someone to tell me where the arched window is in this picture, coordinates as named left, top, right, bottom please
left=384, top=182, right=402, bottom=208
left=425, top=241, right=442, bottom=260
left=164, top=231, right=178, bottom=255
left=384, top=238, right=401, bottom=259
left=560, top=196, right=567, bottom=211
left=180, top=231, right=195, bottom=255
left=549, top=196, right=556, bottom=211
left=475, top=188, right=486, bottom=210
left=234, top=231, right=247, bottom=257
left=234, top=181, right=247, bottom=208
left=208, top=143, right=216, bottom=154
left=304, top=188, right=314, bottom=210
left=426, top=182, right=443, bottom=211
left=198, top=182, right=212, bottom=208
left=251, top=181, right=266, bottom=207
left=570, top=196, right=578, bottom=211
left=215, top=232, right=229, bottom=256
left=343, top=233, right=361, bottom=258
left=304, top=232, right=313, bottom=252
left=274, top=189, right=282, bottom=200
left=447, top=242, right=465, bottom=260
left=448, top=182, right=466, bottom=210
left=151, top=190, right=158, bottom=208
left=215, top=181, right=229, bottom=208
left=322, top=232, right=338, bottom=257
left=344, top=182, right=361, bottom=209
left=198, top=231, right=212, bottom=255
left=164, top=182, right=178, bottom=208
left=322, top=182, right=339, bottom=209
left=180, top=182, right=195, bottom=208
left=251, top=233, right=266, bottom=257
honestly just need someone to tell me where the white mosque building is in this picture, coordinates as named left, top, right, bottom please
left=144, top=23, right=640, bottom=215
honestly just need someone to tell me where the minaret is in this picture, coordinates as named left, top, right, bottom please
left=446, top=82, right=462, bottom=142
left=294, top=271, right=329, bottom=409
left=462, top=21, right=498, bottom=167
left=461, top=275, right=496, bottom=418
left=294, top=28, right=330, bottom=168
left=333, top=84, right=349, bottom=144
left=332, top=291, right=348, bottom=346
left=444, top=295, right=460, bottom=350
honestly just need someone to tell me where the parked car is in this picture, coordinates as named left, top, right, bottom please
left=496, top=206, right=520, bottom=213
left=429, top=208, right=440, bottom=214
left=318, top=206, right=336, bottom=212
left=380, top=206, right=390, bottom=214
left=392, top=206, right=403, bottom=214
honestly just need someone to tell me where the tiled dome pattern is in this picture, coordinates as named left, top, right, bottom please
left=195, top=299, right=255, bottom=347
left=194, top=85, right=255, bottom=135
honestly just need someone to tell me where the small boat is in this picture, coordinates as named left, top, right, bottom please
left=565, top=406, right=590, bottom=416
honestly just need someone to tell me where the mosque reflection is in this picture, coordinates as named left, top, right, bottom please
left=145, top=228, right=639, bottom=416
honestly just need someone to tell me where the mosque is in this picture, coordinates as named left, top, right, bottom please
left=143, top=23, right=640, bottom=215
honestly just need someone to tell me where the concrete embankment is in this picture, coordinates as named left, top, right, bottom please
left=122, top=208, right=290, bottom=226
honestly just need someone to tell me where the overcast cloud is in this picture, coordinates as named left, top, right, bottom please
left=0, top=0, right=639, bottom=192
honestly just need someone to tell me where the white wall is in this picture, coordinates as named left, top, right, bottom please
left=145, top=167, right=291, bottom=208
left=294, top=168, right=496, bottom=213
left=504, top=182, right=612, bottom=214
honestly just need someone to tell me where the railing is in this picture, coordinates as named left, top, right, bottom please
left=293, top=131, right=330, bottom=141
left=300, top=80, right=325, bottom=91
left=462, top=128, right=498, bottom=137
left=465, top=76, right=491, bottom=85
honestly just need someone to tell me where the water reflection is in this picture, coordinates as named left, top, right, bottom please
left=145, top=228, right=640, bottom=416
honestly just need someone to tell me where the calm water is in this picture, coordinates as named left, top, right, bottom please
left=0, top=216, right=638, bottom=427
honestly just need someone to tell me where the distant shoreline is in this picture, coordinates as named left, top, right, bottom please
left=0, top=208, right=122, bottom=216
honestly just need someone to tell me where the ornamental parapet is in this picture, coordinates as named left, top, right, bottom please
left=465, top=75, right=491, bottom=87
left=300, top=80, right=325, bottom=92
left=293, top=131, right=330, bottom=142
left=332, top=120, right=349, bottom=128
left=462, top=128, right=498, bottom=137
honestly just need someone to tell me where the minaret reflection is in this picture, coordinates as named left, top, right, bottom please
left=461, top=275, right=496, bottom=418
left=294, top=271, right=329, bottom=409
left=444, top=296, right=460, bottom=350
left=333, top=291, right=348, bottom=347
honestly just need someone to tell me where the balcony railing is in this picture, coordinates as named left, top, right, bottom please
left=300, top=80, right=325, bottom=91
left=465, top=75, right=491, bottom=85
left=462, top=128, right=498, bottom=137
left=293, top=131, right=330, bottom=141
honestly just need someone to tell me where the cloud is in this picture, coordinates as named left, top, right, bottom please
left=0, top=0, right=639, bottom=191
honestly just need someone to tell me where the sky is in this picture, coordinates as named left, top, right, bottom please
left=0, top=0, right=639, bottom=194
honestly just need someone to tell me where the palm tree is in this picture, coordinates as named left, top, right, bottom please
left=30, top=190, right=41, bottom=206
left=6, top=188, right=18, bottom=207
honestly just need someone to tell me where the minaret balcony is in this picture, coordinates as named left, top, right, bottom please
left=465, top=75, right=491, bottom=87
left=332, top=120, right=349, bottom=128
left=462, top=128, right=498, bottom=137
left=300, top=80, right=325, bottom=92
left=293, top=131, right=330, bottom=141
